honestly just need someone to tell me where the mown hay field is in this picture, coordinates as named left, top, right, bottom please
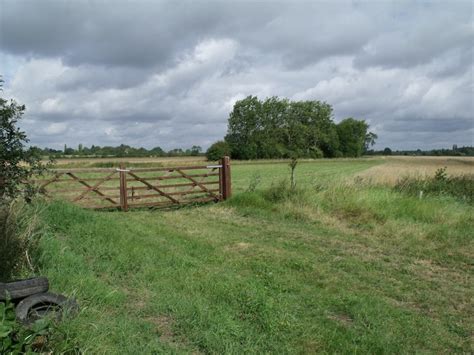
left=30, top=156, right=473, bottom=353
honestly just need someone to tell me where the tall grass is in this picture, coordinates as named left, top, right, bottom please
left=394, top=167, right=473, bottom=204
left=0, top=201, right=44, bottom=281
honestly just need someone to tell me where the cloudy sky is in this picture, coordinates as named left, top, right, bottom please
left=1, top=0, right=472, bottom=151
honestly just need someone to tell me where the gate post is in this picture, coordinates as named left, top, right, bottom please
left=119, top=163, right=128, bottom=211
left=220, top=156, right=231, bottom=200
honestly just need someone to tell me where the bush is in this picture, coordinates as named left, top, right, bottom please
left=262, top=180, right=308, bottom=204
left=206, top=141, right=231, bottom=161
left=394, top=167, right=474, bottom=204
left=1, top=78, right=50, bottom=203
left=308, top=147, right=324, bottom=159
left=263, top=180, right=292, bottom=203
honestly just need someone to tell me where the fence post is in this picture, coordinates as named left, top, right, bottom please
left=119, top=163, right=128, bottom=211
left=220, top=156, right=231, bottom=200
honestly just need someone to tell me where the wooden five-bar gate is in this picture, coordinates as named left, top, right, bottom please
left=31, top=157, right=231, bottom=211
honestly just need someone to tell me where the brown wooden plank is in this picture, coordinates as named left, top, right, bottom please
left=38, top=172, right=64, bottom=190
left=126, top=180, right=218, bottom=191
left=119, top=163, right=128, bottom=211
left=126, top=196, right=215, bottom=209
left=52, top=168, right=117, bottom=173
left=78, top=194, right=121, bottom=200
left=68, top=172, right=119, bottom=205
left=50, top=186, right=120, bottom=193
left=30, top=177, right=121, bottom=183
left=122, top=165, right=213, bottom=173
left=31, top=172, right=218, bottom=184
left=128, top=189, right=220, bottom=200
left=126, top=171, right=180, bottom=204
left=221, top=156, right=232, bottom=200
left=82, top=205, right=121, bottom=210
left=181, top=167, right=218, bottom=194
left=175, top=169, right=220, bottom=200
left=129, top=172, right=219, bottom=182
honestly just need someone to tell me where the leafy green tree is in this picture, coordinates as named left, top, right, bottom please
left=383, top=147, right=392, bottom=155
left=190, top=145, right=202, bottom=156
left=168, top=148, right=184, bottom=156
left=336, top=118, right=371, bottom=157
left=206, top=141, right=231, bottom=161
left=225, top=96, right=262, bottom=159
left=225, top=96, right=360, bottom=159
left=0, top=78, right=47, bottom=202
left=150, top=146, right=165, bottom=156
left=365, top=132, right=378, bottom=152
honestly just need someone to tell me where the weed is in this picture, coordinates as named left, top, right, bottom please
left=395, top=168, right=473, bottom=204
left=289, top=157, right=298, bottom=190
left=246, top=172, right=262, bottom=192
left=0, top=299, right=78, bottom=353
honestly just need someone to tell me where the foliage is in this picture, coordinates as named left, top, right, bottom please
left=364, top=132, right=378, bottom=152
left=38, top=143, right=206, bottom=158
left=190, top=145, right=202, bottom=156
left=0, top=79, right=48, bottom=202
left=205, top=140, right=231, bottom=161
left=383, top=147, right=392, bottom=155
left=224, top=96, right=375, bottom=159
left=394, top=167, right=474, bottom=204
left=0, top=299, right=78, bottom=353
left=366, top=145, right=474, bottom=157
left=336, top=118, right=370, bottom=157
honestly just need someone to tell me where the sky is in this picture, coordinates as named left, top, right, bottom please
left=0, top=0, right=473, bottom=151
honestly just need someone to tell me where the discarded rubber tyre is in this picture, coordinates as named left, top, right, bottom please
left=15, top=292, right=78, bottom=325
left=0, top=277, right=49, bottom=301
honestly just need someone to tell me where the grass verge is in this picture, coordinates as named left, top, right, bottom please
left=32, top=164, right=473, bottom=353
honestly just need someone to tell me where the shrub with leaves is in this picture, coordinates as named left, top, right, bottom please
left=1, top=78, right=48, bottom=203
left=1, top=77, right=50, bottom=280
left=206, top=140, right=231, bottom=161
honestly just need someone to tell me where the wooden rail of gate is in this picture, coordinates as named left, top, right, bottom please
left=29, top=156, right=231, bottom=211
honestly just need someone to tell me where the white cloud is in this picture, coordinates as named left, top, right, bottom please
left=43, top=122, right=67, bottom=135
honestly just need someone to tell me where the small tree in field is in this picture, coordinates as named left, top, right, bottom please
left=0, top=78, right=46, bottom=202
left=289, top=157, right=298, bottom=190
left=383, top=147, right=392, bottom=155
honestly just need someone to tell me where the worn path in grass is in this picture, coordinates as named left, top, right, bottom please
left=37, top=159, right=473, bottom=353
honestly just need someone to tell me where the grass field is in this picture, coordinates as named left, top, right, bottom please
left=26, top=157, right=474, bottom=352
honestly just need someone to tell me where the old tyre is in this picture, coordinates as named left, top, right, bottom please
left=15, top=292, right=78, bottom=325
left=0, top=277, right=49, bottom=301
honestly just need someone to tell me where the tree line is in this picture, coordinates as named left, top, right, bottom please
left=207, top=96, right=377, bottom=160
left=39, top=144, right=203, bottom=158
left=367, top=145, right=474, bottom=157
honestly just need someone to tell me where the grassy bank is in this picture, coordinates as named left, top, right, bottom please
left=28, top=158, right=473, bottom=353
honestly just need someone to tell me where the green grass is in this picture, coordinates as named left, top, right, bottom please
left=29, top=159, right=473, bottom=353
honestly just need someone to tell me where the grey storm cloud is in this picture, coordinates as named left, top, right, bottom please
left=0, top=0, right=472, bottom=150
